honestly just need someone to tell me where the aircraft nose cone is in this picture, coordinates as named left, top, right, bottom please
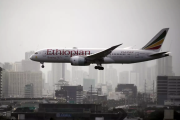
left=30, top=55, right=33, bottom=60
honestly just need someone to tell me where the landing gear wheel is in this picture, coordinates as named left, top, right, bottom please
left=40, top=62, right=45, bottom=68
left=42, top=65, right=44, bottom=68
left=99, top=67, right=104, bottom=70
left=100, top=67, right=104, bottom=70
left=94, top=66, right=104, bottom=70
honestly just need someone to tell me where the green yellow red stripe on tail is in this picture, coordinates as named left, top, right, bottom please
left=142, top=28, right=169, bottom=52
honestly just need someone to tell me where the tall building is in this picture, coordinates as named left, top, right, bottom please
left=151, top=65, right=158, bottom=91
left=83, top=71, right=88, bottom=79
left=132, top=62, right=147, bottom=91
left=0, top=63, right=3, bottom=68
left=157, top=76, right=180, bottom=105
left=115, top=84, right=137, bottom=98
left=24, top=83, right=34, bottom=98
left=83, top=78, right=95, bottom=91
left=13, top=62, right=22, bottom=71
left=89, top=65, right=98, bottom=85
left=119, top=71, right=129, bottom=84
left=16, top=51, right=40, bottom=72
left=103, top=65, right=118, bottom=89
left=22, top=60, right=40, bottom=72
left=96, top=82, right=112, bottom=95
left=72, top=66, right=84, bottom=85
left=58, top=85, right=83, bottom=104
left=3, top=62, right=13, bottom=71
left=98, top=70, right=104, bottom=84
left=65, top=69, right=71, bottom=82
left=0, top=67, right=3, bottom=98
left=97, top=65, right=107, bottom=84
left=157, top=56, right=174, bottom=76
left=129, top=71, right=139, bottom=86
left=42, top=72, right=46, bottom=89
left=25, top=51, right=34, bottom=60
left=2, top=71, right=42, bottom=98
left=52, top=63, right=66, bottom=86
left=47, top=70, right=54, bottom=94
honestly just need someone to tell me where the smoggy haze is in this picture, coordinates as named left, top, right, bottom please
left=0, top=0, right=180, bottom=75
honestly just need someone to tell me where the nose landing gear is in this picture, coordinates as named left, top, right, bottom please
left=42, top=65, right=44, bottom=68
left=40, top=62, right=45, bottom=68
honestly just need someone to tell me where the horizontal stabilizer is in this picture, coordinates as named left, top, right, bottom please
left=150, top=51, right=170, bottom=56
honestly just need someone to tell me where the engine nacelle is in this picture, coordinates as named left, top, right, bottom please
left=70, top=56, right=90, bottom=66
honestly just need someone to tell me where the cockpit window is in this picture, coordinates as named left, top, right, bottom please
left=35, top=52, right=38, bottom=54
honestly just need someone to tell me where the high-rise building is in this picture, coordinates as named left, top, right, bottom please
left=47, top=70, right=53, bottom=93
left=157, top=76, right=180, bottom=105
left=60, top=85, right=83, bottom=104
left=96, top=82, right=112, bottom=95
left=65, top=69, right=71, bottom=82
left=157, top=56, right=174, bottom=76
left=107, top=65, right=118, bottom=89
left=0, top=63, right=3, bottom=68
left=98, top=64, right=107, bottom=84
left=13, top=62, right=22, bottom=71
left=3, top=62, right=13, bottom=71
left=132, top=62, right=147, bottom=91
left=151, top=65, right=158, bottom=91
left=0, top=67, right=3, bottom=98
left=129, top=71, right=139, bottom=86
left=22, top=60, right=40, bottom=72
left=115, top=84, right=137, bottom=98
left=72, top=66, right=84, bottom=85
left=24, top=83, right=34, bottom=98
left=18, top=51, right=40, bottom=72
left=119, top=71, right=129, bottom=84
left=52, top=63, right=66, bottom=85
left=83, top=78, right=95, bottom=91
left=25, top=51, right=34, bottom=60
left=2, top=71, right=42, bottom=98
left=89, top=65, right=98, bottom=85
left=83, top=71, right=88, bottom=79
left=42, top=72, right=46, bottom=89
left=98, top=70, right=104, bottom=84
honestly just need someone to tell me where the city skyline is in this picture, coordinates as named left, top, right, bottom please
left=1, top=1, right=180, bottom=119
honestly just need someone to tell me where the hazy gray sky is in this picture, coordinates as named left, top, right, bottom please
left=0, top=0, right=180, bottom=75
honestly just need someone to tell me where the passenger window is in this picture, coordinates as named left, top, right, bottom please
left=35, top=52, right=38, bottom=54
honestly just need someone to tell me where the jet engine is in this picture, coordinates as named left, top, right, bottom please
left=70, top=56, right=90, bottom=66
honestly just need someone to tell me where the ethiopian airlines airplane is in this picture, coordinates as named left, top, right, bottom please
left=30, top=28, right=170, bottom=70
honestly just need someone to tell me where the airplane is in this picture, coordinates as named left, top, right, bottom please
left=30, top=28, right=170, bottom=70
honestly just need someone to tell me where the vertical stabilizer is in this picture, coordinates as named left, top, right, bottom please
left=142, top=28, right=169, bottom=52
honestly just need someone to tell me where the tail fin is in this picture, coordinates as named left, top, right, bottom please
left=142, top=28, right=169, bottom=52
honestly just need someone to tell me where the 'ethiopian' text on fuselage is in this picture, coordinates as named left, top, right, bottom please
left=47, top=49, right=90, bottom=57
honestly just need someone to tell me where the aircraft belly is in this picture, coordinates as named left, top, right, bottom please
left=113, top=56, right=133, bottom=63
left=103, top=57, right=115, bottom=63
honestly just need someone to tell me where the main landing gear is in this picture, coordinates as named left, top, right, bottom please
left=94, top=64, right=104, bottom=70
left=40, top=62, right=45, bottom=68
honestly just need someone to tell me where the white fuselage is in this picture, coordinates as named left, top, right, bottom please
left=30, top=48, right=167, bottom=64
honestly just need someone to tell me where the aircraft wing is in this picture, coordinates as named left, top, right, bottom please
left=86, top=44, right=122, bottom=60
